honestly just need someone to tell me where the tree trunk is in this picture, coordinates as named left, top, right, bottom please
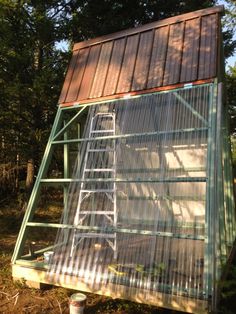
left=15, top=153, right=19, bottom=192
left=26, top=158, right=34, bottom=194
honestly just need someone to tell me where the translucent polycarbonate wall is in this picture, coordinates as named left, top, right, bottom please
left=48, top=85, right=211, bottom=300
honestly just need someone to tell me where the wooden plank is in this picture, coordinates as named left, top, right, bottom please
left=116, top=34, right=140, bottom=93
left=131, top=30, right=153, bottom=91
left=103, top=38, right=126, bottom=96
left=147, top=26, right=169, bottom=88
left=12, top=264, right=208, bottom=314
left=65, top=48, right=90, bottom=103
left=198, top=14, right=217, bottom=80
left=73, top=6, right=224, bottom=51
left=77, top=44, right=101, bottom=100
left=89, top=41, right=114, bottom=98
left=180, top=18, right=200, bottom=82
left=163, top=22, right=185, bottom=86
left=58, top=50, right=78, bottom=104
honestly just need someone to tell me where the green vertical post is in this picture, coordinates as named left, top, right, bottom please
left=224, top=112, right=236, bottom=242
left=12, top=107, right=63, bottom=263
left=204, top=81, right=227, bottom=312
left=216, top=83, right=227, bottom=269
left=204, top=82, right=217, bottom=309
left=222, top=109, right=233, bottom=250
left=63, top=120, right=69, bottom=223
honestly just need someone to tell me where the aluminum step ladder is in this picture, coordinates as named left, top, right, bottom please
left=70, top=111, right=117, bottom=259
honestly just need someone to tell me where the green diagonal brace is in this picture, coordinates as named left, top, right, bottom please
left=174, top=92, right=208, bottom=126
left=53, top=106, right=87, bottom=140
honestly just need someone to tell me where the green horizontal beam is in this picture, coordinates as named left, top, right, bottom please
left=118, top=167, right=206, bottom=174
left=21, top=242, right=66, bottom=260
left=27, top=220, right=205, bottom=229
left=26, top=222, right=205, bottom=241
left=27, top=222, right=71, bottom=229
left=118, top=219, right=205, bottom=229
left=52, top=127, right=209, bottom=145
left=119, top=195, right=205, bottom=201
left=40, top=177, right=206, bottom=184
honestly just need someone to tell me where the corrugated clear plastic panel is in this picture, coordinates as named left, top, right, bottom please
left=48, top=85, right=211, bottom=300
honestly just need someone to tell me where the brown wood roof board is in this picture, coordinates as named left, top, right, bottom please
left=59, top=6, right=224, bottom=106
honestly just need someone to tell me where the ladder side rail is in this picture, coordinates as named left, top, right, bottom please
left=112, top=113, right=117, bottom=259
left=70, top=115, right=96, bottom=256
left=71, top=111, right=118, bottom=258
left=73, top=115, right=95, bottom=226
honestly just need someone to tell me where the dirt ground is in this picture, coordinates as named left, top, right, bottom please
left=0, top=202, right=175, bottom=314
left=1, top=200, right=235, bottom=314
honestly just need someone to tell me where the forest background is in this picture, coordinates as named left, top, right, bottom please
left=0, top=1, right=236, bottom=313
left=0, top=0, right=236, bottom=202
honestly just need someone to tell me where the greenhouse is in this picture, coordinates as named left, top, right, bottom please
left=12, top=5, right=235, bottom=313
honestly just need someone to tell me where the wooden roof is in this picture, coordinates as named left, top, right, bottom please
left=59, top=6, right=224, bottom=106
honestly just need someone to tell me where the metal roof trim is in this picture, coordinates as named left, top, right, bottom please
left=73, top=5, right=224, bottom=51
left=59, top=79, right=214, bottom=107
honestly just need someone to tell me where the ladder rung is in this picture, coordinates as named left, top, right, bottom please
left=84, top=168, right=115, bottom=172
left=80, top=189, right=115, bottom=193
left=75, top=233, right=116, bottom=239
left=80, top=211, right=114, bottom=215
left=91, top=130, right=114, bottom=133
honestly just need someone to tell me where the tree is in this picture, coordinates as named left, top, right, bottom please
left=0, top=0, right=235, bottom=201
left=219, top=0, right=236, bottom=58
left=60, top=0, right=217, bottom=42
left=0, top=0, right=68, bottom=197
left=226, top=66, right=236, bottom=134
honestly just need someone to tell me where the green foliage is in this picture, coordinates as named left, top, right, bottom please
left=0, top=0, right=235, bottom=199
left=62, top=0, right=217, bottom=42
left=231, top=137, right=236, bottom=172
left=0, top=1, right=69, bottom=196
left=226, top=66, right=236, bottom=135
left=219, top=265, right=236, bottom=314
left=220, top=0, right=236, bottom=59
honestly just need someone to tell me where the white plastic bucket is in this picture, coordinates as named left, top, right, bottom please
left=69, top=293, right=87, bottom=314
left=43, top=251, right=53, bottom=263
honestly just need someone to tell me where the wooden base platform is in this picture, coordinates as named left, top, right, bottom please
left=12, top=262, right=208, bottom=314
